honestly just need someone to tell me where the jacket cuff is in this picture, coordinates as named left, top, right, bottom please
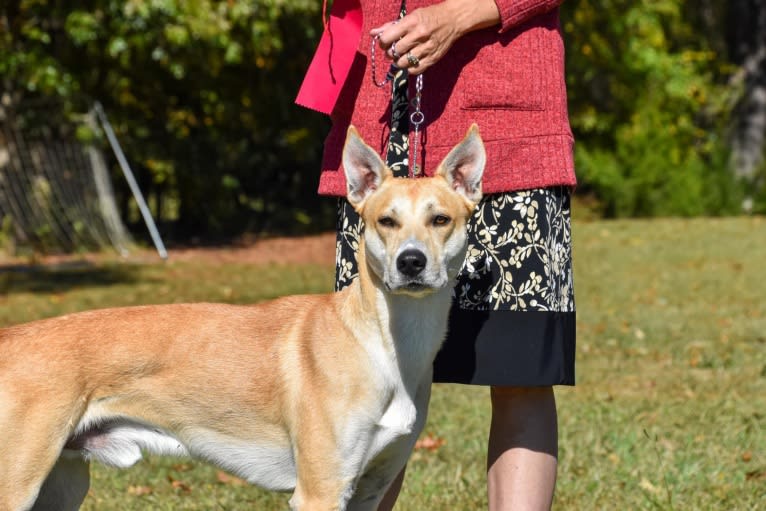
left=493, top=0, right=564, bottom=32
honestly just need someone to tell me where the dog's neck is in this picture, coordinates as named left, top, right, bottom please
left=349, top=241, right=453, bottom=390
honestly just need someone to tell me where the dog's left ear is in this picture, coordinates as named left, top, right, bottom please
left=436, top=124, right=485, bottom=205
left=343, top=126, right=392, bottom=208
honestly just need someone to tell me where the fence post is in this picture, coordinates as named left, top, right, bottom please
left=93, top=101, right=168, bottom=260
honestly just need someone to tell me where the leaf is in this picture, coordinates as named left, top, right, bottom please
left=167, top=475, right=192, bottom=493
left=65, top=12, right=101, bottom=45
left=127, top=485, right=153, bottom=496
left=639, top=477, right=660, bottom=495
left=216, top=470, right=247, bottom=486
left=415, top=432, right=446, bottom=452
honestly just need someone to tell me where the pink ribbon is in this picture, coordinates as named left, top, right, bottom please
left=295, top=0, right=364, bottom=115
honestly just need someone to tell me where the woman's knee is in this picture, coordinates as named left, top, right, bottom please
left=488, top=386, right=558, bottom=456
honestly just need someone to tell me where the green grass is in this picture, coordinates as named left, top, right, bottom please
left=1, top=217, right=765, bottom=510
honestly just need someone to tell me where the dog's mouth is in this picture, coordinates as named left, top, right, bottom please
left=386, top=279, right=438, bottom=296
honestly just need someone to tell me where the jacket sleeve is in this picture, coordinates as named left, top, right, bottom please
left=493, top=0, right=564, bottom=32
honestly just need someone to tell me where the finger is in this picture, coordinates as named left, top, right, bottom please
left=370, top=20, right=397, bottom=38
left=388, top=40, right=403, bottom=60
left=391, top=33, right=431, bottom=66
left=403, top=55, right=427, bottom=75
left=404, top=40, right=441, bottom=74
left=390, top=30, right=421, bottom=56
left=386, top=34, right=414, bottom=61
left=375, top=17, right=416, bottom=47
left=393, top=46, right=425, bottom=72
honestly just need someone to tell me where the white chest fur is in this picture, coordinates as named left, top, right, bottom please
left=340, top=289, right=448, bottom=489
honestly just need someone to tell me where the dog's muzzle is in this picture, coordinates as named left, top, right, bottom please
left=390, top=248, right=436, bottom=294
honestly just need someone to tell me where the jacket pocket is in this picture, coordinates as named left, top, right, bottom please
left=459, top=28, right=548, bottom=111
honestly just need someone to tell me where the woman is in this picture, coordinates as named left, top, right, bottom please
left=298, top=0, right=575, bottom=509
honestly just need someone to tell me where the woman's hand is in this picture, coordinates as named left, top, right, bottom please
left=371, top=0, right=501, bottom=75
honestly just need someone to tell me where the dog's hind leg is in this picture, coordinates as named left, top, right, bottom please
left=30, top=454, right=90, bottom=511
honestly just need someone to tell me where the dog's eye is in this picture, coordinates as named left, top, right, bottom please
left=378, top=216, right=397, bottom=228
left=432, top=214, right=451, bottom=226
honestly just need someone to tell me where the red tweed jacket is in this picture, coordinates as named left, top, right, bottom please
left=316, top=0, right=576, bottom=196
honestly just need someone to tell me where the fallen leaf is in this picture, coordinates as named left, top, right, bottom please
left=415, top=433, right=446, bottom=452
left=127, top=485, right=153, bottom=496
left=639, top=478, right=660, bottom=495
left=217, top=470, right=247, bottom=486
left=168, top=475, right=192, bottom=493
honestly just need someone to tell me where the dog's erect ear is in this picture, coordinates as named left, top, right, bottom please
left=436, top=124, right=485, bottom=205
left=343, top=126, right=391, bottom=208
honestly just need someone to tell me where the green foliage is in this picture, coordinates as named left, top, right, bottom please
left=1, top=0, right=759, bottom=246
left=2, top=0, right=331, bottom=238
left=562, top=0, right=743, bottom=217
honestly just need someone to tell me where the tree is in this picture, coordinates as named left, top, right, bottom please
left=727, top=0, right=766, bottom=211
left=1, top=0, right=333, bottom=239
left=2, top=0, right=763, bottom=249
left=561, top=0, right=743, bottom=216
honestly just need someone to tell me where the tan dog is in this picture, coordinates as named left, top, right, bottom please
left=0, top=125, right=485, bottom=511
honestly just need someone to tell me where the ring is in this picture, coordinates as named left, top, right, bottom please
left=407, top=51, right=420, bottom=67
left=390, top=42, right=400, bottom=59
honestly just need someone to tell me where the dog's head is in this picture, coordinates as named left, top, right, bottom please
left=343, top=124, right=485, bottom=296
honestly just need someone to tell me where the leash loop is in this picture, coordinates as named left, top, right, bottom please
left=371, top=33, right=399, bottom=88
left=409, top=73, right=424, bottom=176
left=370, top=17, right=426, bottom=176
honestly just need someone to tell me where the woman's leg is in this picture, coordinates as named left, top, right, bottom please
left=379, top=386, right=558, bottom=511
left=487, top=386, right=558, bottom=511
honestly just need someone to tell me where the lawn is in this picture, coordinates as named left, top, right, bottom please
left=1, top=217, right=764, bottom=510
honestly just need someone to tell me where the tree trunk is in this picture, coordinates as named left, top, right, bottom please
left=729, top=0, right=766, bottom=209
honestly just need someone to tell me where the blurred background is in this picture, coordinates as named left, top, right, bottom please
left=0, top=0, right=764, bottom=252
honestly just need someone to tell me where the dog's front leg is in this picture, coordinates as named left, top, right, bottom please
left=287, top=411, right=363, bottom=511
left=345, top=378, right=433, bottom=511
left=288, top=446, right=358, bottom=511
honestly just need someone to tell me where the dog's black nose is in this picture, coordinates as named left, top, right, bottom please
left=396, top=249, right=427, bottom=278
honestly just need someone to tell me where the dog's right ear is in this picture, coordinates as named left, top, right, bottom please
left=343, top=126, right=391, bottom=208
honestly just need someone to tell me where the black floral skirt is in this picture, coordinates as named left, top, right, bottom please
left=334, top=66, right=575, bottom=386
